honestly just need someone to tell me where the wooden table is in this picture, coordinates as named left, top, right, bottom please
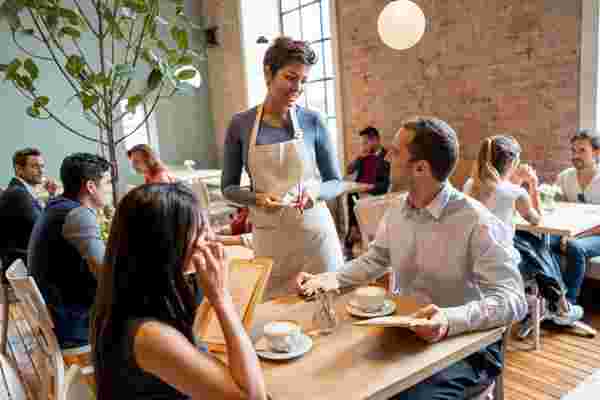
left=247, top=293, right=504, bottom=400
left=515, top=201, right=600, bottom=237
left=515, top=201, right=600, bottom=340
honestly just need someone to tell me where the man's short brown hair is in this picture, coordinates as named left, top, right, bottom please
left=401, top=117, right=459, bottom=182
left=13, top=148, right=41, bottom=171
left=571, top=129, right=600, bottom=150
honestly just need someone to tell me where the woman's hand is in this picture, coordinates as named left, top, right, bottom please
left=256, top=192, right=283, bottom=209
left=190, top=242, right=231, bottom=307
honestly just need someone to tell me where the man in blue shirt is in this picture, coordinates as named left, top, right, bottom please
left=29, top=153, right=111, bottom=348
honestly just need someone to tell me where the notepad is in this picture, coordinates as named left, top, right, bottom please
left=353, top=315, right=433, bottom=328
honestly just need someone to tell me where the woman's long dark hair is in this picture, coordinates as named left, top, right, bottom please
left=92, top=183, right=206, bottom=398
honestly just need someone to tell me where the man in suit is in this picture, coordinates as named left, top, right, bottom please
left=0, top=148, right=57, bottom=268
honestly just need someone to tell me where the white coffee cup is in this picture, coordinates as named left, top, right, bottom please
left=263, top=321, right=303, bottom=353
left=352, top=286, right=386, bottom=312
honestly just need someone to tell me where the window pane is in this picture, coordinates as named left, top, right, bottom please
left=300, top=0, right=315, bottom=5
left=325, top=79, right=336, bottom=116
left=321, top=0, right=331, bottom=38
left=322, top=39, right=334, bottom=78
left=306, top=81, right=326, bottom=115
left=282, top=10, right=301, bottom=39
left=301, top=2, right=322, bottom=43
left=281, top=0, right=298, bottom=12
left=309, top=41, right=324, bottom=81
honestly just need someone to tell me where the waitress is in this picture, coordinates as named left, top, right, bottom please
left=221, top=36, right=344, bottom=299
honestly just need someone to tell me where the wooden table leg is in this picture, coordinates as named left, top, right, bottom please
left=0, top=283, right=8, bottom=355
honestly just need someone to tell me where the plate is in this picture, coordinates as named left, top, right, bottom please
left=256, top=333, right=313, bottom=361
left=346, top=299, right=396, bottom=318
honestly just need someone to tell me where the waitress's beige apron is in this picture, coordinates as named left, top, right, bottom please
left=248, top=104, right=343, bottom=299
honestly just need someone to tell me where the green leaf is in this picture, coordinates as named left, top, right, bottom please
left=113, top=64, right=135, bottom=79
left=15, top=74, right=32, bottom=91
left=177, top=55, right=193, bottom=66
left=166, top=49, right=179, bottom=66
left=122, top=0, right=148, bottom=13
left=58, top=26, right=80, bottom=39
left=26, top=106, right=41, bottom=118
left=140, top=48, right=158, bottom=66
left=175, top=68, right=196, bottom=81
left=65, top=55, right=83, bottom=77
left=44, top=8, right=59, bottom=32
left=0, top=0, right=24, bottom=30
left=34, top=95, right=49, bottom=107
left=4, top=58, right=22, bottom=81
left=146, top=68, right=162, bottom=91
left=156, top=39, right=169, bottom=52
left=24, top=58, right=39, bottom=80
left=170, top=26, right=188, bottom=50
left=89, top=72, right=111, bottom=87
left=126, top=94, right=143, bottom=113
left=80, top=92, right=99, bottom=110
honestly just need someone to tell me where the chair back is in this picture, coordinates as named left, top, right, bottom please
left=354, top=192, right=405, bottom=250
left=60, top=364, right=95, bottom=400
left=5, top=259, right=64, bottom=400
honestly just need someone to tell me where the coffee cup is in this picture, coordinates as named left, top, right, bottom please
left=263, top=321, right=303, bottom=353
left=352, top=286, right=386, bottom=312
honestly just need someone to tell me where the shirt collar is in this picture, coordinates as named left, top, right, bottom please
left=16, top=177, right=37, bottom=198
left=404, top=183, right=452, bottom=220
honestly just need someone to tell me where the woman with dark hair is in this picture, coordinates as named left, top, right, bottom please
left=221, top=36, right=344, bottom=299
left=92, top=183, right=266, bottom=400
left=464, top=135, right=541, bottom=231
left=127, top=144, right=176, bottom=184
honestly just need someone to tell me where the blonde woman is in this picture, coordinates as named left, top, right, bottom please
left=464, top=135, right=541, bottom=231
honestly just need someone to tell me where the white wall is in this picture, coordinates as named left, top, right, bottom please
left=240, top=0, right=281, bottom=107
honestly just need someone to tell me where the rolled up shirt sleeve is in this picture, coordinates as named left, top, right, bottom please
left=443, top=221, right=527, bottom=337
left=62, top=207, right=106, bottom=268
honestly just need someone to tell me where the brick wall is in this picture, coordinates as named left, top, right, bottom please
left=335, top=0, right=581, bottom=184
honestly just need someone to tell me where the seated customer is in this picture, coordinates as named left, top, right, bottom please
left=92, top=183, right=267, bottom=400
left=298, top=117, right=527, bottom=399
left=549, top=129, right=600, bottom=320
left=344, top=126, right=390, bottom=253
left=0, top=148, right=58, bottom=267
left=127, top=144, right=176, bottom=184
left=464, top=135, right=541, bottom=233
left=28, top=153, right=110, bottom=348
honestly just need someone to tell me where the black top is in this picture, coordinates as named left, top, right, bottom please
left=97, top=319, right=191, bottom=400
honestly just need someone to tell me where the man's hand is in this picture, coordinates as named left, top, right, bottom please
left=295, top=272, right=318, bottom=295
left=409, top=304, right=449, bottom=343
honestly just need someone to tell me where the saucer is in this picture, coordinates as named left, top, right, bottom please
left=346, top=299, right=396, bottom=318
left=256, top=333, right=313, bottom=361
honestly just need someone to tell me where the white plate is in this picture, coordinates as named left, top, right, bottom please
left=346, top=299, right=396, bottom=318
left=256, top=333, right=313, bottom=361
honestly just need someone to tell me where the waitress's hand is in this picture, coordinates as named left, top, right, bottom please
left=256, top=192, right=283, bottom=209
left=291, top=191, right=314, bottom=212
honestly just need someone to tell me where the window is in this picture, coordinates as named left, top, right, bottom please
left=280, top=0, right=338, bottom=148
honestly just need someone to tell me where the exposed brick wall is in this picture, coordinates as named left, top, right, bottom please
left=335, top=0, right=581, bottom=184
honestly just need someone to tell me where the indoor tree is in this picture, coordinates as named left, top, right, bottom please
left=0, top=0, right=206, bottom=204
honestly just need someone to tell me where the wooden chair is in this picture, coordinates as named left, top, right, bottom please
left=0, top=352, right=28, bottom=400
left=5, top=259, right=95, bottom=400
left=354, top=192, right=405, bottom=253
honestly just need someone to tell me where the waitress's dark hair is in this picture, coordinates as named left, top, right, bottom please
left=263, top=36, right=318, bottom=77
left=92, top=182, right=206, bottom=399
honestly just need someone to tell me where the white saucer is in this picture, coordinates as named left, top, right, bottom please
left=256, top=333, right=313, bottom=361
left=346, top=299, right=396, bottom=318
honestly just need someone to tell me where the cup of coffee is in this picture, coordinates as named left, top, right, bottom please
left=352, top=286, right=386, bottom=312
left=263, top=321, right=303, bottom=353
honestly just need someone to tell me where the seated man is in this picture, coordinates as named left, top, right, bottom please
left=345, top=126, right=390, bottom=254
left=549, top=129, right=600, bottom=323
left=29, top=153, right=110, bottom=349
left=298, top=117, right=527, bottom=399
left=0, top=148, right=57, bottom=267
